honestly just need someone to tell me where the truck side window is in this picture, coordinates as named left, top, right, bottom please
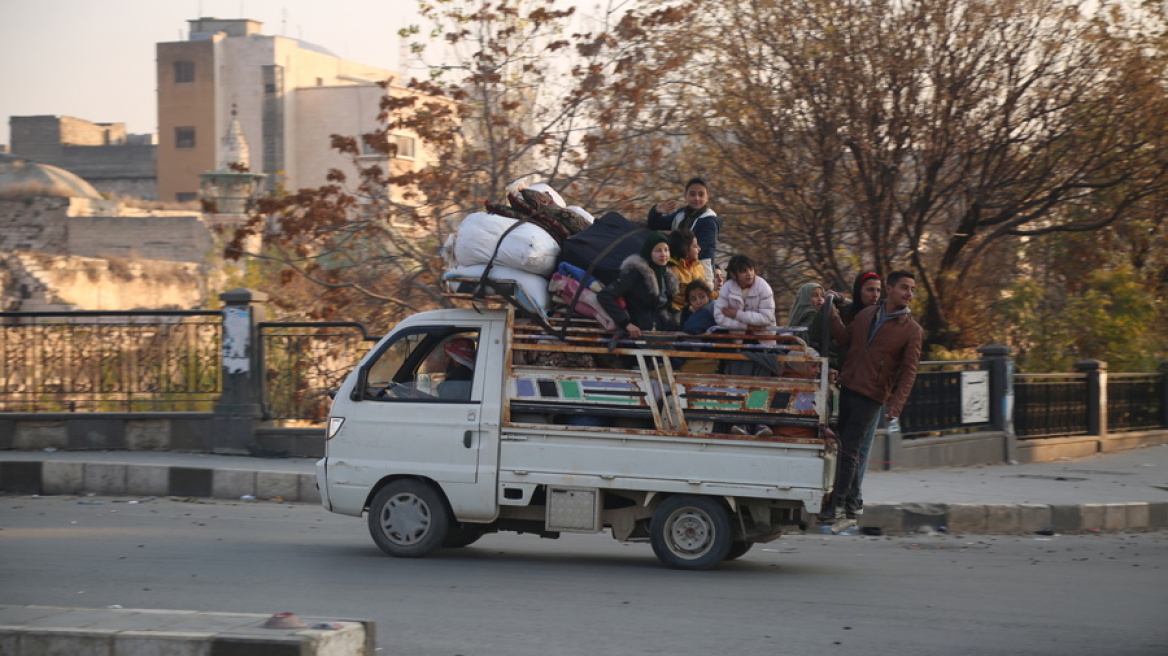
left=365, top=329, right=480, bottom=403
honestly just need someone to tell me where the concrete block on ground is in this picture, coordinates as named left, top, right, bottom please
left=17, top=628, right=116, bottom=656
left=124, top=420, right=171, bottom=451
left=944, top=504, right=988, bottom=534
left=83, top=463, right=127, bottom=496
left=298, top=473, right=321, bottom=504
left=212, top=469, right=257, bottom=499
left=1125, top=503, right=1150, bottom=530
left=0, top=606, right=371, bottom=656
left=42, top=461, right=84, bottom=495
left=1078, top=504, right=1106, bottom=532
left=256, top=471, right=300, bottom=501
left=13, top=421, right=67, bottom=450
left=984, top=504, right=1021, bottom=533
left=0, top=461, right=43, bottom=495
left=1148, top=502, right=1168, bottom=530
left=1051, top=505, right=1083, bottom=533
left=125, top=465, right=169, bottom=496
left=67, top=419, right=126, bottom=451
left=0, top=418, right=15, bottom=450
left=1103, top=503, right=1130, bottom=531
left=898, top=502, right=947, bottom=533
left=860, top=503, right=903, bottom=535
left=169, top=467, right=212, bottom=497
left=113, top=632, right=207, bottom=656
left=1016, top=504, right=1053, bottom=533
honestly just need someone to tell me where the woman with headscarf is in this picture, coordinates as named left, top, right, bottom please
left=842, top=271, right=882, bottom=325
left=787, top=282, right=826, bottom=330
left=597, top=232, right=680, bottom=339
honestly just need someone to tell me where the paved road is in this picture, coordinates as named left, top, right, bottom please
left=2, top=495, right=1166, bottom=655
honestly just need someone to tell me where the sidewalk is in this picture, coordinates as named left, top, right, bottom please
left=2, top=445, right=1166, bottom=535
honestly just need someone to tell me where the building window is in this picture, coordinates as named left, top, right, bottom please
left=174, top=61, right=195, bottom=83
left=390, top=135, right=415, bottom=159
left=176, top=192, right=198, bottom=202
left=175, top=127, right=196, bottom=149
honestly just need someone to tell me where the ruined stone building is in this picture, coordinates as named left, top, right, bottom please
left=8, top=115, right=157, bottom=200
left=0, top=154, right=212, bottom=312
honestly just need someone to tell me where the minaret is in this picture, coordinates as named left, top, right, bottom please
left=220, top=104, right=251, bottom=170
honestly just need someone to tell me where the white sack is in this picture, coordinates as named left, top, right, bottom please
left=444, top=264, right=551, bottom=316
left=452, top=212, right=560, bottom=276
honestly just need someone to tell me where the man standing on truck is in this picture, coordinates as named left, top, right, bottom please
left=820, top=270, right=923, bottom=533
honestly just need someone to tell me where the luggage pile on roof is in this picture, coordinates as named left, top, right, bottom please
left=442, top=180, right=646, bottom=328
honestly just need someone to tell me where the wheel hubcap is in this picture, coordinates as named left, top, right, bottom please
left=380, top=493, right=431, bottom=545
left=667, top=509, right=714, bottom=558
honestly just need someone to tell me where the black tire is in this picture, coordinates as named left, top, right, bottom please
left=724, top=540, right=753, bottom=561
left=367, top=480, right=450, bottom=558
left=649, top=495, right=733, bottom=570
left=442, top=523, right=487, bottom=548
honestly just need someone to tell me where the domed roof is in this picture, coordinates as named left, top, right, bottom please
left=0, top=153, right=103, bottom=200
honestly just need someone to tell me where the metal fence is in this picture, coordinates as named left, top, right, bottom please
left=0, top=311, right=222, bottom=413
left=1108, top=373, right=1164, bottom=432
left=258, top=321, right=379, bottom=423
left=0, top=311, right=1163, bottom=436
left=899, top=360, right=990, bottom=435
left=1013, top=373, right=1089, bottom=438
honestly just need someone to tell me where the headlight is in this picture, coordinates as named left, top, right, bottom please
left=326, top=417, right=345, bottom=440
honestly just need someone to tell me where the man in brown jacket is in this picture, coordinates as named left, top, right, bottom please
left=819, top=270, right=923, bottom=532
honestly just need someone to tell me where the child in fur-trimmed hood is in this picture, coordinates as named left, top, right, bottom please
left=597, top=232, right=680, bottom=338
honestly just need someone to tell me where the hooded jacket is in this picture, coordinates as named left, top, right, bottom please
left=597, top=254, right=680, bottom=332
left=647, top=205, right=723, bottom=285
left=830, top=301, right=923, bottom=417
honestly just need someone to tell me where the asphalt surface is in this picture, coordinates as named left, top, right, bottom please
left=2, top=443, right=1166, bottom=534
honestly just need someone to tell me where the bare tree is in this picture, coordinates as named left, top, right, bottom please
left=690, top=0, right=1168, bottom=349
left=226, top=0, right=700, bottom=325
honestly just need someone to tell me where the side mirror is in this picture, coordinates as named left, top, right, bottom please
left=350, top=366, right=369, bottom=402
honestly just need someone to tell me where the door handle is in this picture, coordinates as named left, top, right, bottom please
left=463, top=430, right=473, bottom=448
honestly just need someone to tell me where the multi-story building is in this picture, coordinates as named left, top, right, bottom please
left=157, top=17, right=417, bottom=203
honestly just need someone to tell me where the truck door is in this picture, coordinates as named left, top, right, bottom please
left=339, top=323, right=500, bottom=520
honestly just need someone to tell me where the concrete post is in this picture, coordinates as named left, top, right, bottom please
left=978, top=344, right=1016, bottom=463
left=1159, top=360, right=1168, bottom=429
left=1074, top=359, right=1107, bottom=437
left=213, top=288, right=269, bottom=454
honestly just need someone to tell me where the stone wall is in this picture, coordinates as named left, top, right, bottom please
left=15, top=252, right=206, bottom=310
left=67, top=214, right=214, bottom=263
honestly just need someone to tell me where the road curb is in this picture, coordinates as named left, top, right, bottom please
left=0, top=458, right=320, bottom=503
left=862, top=501, right=1168, bottom=534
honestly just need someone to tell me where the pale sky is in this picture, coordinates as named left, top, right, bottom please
left=0, top=0, right=421, bottom=142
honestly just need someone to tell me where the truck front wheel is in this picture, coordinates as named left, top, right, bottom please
left=367, top=480, right=450, bottom=558
left=649, top=495, right=733, bottom=570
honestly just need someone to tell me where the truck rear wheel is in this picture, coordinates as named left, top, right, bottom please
left=367, top=480, right=450, bottom=558
left=649, top=495, right=732, bottom=570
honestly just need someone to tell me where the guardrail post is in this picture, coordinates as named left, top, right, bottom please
left=213, top=288, right=270, bottom=454
left=978, top=344, right=1015, bottom=463
left=1075, top=359, right=1107, bottom=437
left=1159, top=360, right=1168, bottom=429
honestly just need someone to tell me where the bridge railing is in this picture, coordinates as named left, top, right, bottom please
left=0, top=310, right=222, bottom=413
left=1, top=307, right=1165, bottom=441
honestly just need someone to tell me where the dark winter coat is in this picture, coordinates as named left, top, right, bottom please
left=597, top=254, right=680, bottom=332
left=830, top=302, right=923, bottom=417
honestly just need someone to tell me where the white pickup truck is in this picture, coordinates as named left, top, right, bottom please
left=316, top=301, right=835, bottom=569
